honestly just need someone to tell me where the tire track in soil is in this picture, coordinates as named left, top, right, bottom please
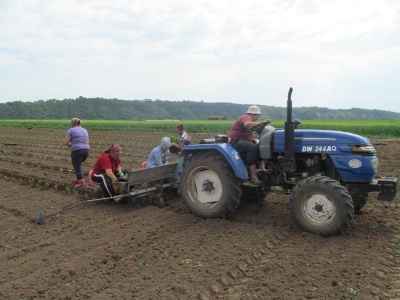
left=210, top=197, right=400, bottom=300
left=216, top=234, right=286, bottom=300
left=198, top=198, right=292, bottom=299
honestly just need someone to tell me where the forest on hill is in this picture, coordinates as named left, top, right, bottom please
left=0, top=96, right=399, bottom=120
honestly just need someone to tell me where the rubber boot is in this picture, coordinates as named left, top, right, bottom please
left=74, top=179, right=85, bottom=188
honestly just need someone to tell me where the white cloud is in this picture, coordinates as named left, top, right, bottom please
left=0, top=0, right=399, bottom=112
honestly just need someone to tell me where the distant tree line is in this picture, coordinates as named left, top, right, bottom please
left=0, top=97, right=399, bottom=120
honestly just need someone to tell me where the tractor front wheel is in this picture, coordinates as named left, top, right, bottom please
left=290, top=176, right=354, bottom=237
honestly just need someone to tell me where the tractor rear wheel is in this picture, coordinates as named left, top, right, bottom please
left=180, top=151, right=242, bottom=218
left=290, top=176, right=354, bottom=237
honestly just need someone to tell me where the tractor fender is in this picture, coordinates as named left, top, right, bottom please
left=181, top=144, right=249, bottom=179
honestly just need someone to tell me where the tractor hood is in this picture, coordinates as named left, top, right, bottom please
left=273, top=129, right=372, bottom=153
left=271, top=129, right=377, bottom=182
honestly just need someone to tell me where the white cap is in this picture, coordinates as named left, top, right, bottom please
left=246, top=105, right=261, bottom=115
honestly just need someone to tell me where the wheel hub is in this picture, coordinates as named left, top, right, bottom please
left=202, top=179, right=215, bottom=193
left=314, top=204, right=323, bottom=212
left=304, top=193, right=335, bottom=224
left=192, top=169, right=223, bottom=204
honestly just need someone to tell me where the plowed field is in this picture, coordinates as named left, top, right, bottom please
left=0, top=127, right=399, bottom=300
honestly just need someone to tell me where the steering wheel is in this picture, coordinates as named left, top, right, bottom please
left=245, top=120, right=271, bottom=134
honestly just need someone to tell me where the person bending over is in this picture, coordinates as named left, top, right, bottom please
left=91, top=144, right=125, bottom=199
left=146, top=137, right=171, bottom=168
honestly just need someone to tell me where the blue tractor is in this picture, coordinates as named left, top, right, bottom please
left=178, top=88, right=397, bottom=237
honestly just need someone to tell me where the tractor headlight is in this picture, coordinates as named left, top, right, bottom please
left=370, top=158, right=378, bottom=170
left=350, top=144, right=376, bottom=155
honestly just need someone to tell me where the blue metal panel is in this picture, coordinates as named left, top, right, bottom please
left=181, top=144, right=249, bottom=179
left=273, top=129, right=376, bottom=182
left=274, top=129, right=371, bottom=152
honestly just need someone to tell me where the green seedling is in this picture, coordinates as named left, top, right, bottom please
left=163, top=286, right=173, bottom=292
left=182, top=258, right=192, bottom=264
left=258, top=232, right=267, bottom=238
left=219, top=234, right=227, bottom=241
left=348, top=287, right=357, bottom=297
left=192, top=262, right=202, bottom=272
left=393, top=236, right=400, bottom=248
left=368, top=224, right=379, bottom=231
left=138, top=261, right=149, bottom=268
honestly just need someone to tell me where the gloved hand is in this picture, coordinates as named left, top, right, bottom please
left=118, top=171, right=124, bottom=178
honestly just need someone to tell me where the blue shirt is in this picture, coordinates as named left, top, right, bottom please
left=66, top=126, right=90, bottom=151
left=146, top=145, right=170, bottom=168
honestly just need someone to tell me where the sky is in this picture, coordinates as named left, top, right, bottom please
left=1, top=0, right=400, bottom=112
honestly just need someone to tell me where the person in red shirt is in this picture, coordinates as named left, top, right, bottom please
left=228, top=105, right=265, bottom=185
left=91, top=144, right=124, bottom=199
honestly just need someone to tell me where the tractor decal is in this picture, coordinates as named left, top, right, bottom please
left=348, top=159, right=362, bottom=168
left=301, top=145, right=337, bottom=152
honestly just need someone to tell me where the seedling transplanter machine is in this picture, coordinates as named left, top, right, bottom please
left=38, top=88, right=398, bottom=237
left=38, top=163, right=178, bottom=225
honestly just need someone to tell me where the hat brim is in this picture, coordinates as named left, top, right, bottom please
left=246, top=111, right=262, bottom=115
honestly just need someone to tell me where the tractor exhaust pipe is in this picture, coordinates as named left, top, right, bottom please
left=284, top=87, right=296, bottom=172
